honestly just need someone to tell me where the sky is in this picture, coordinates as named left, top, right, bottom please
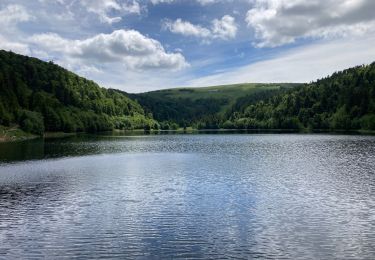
left=0, top=0, right=375, bottom=93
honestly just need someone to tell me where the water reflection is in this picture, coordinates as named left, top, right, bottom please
left=0, top=134, right=375, bottom=258
left=0, top=139, right=45, bottom=162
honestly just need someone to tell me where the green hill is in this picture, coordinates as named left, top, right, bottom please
left=131, top=83, right=300, bottom=129
left=133, top=63, right=375, bottom=131
left=225, top=63, right=375, bottom=131
left=0, top=50, right=158, bottom=136
left=1, top=50, right=374, bottom=136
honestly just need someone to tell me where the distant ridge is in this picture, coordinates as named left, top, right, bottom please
left=133, top=63, right=375, bottom=131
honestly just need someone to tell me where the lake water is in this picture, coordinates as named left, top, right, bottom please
left=0, top=133, right=375, bottom=259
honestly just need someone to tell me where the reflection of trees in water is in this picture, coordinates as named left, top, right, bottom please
left=0, top=139, right=45, bottom=162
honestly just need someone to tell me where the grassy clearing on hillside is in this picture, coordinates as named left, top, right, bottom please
left=146, top=83, right=298, bottom=101
left=0, top=125, right=39, bottom=142
left=134, top=83, right=302, bottom=127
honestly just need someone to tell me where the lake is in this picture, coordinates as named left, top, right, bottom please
left=0, top=133, right=374, bottom=259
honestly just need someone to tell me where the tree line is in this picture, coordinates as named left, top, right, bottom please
left=134, top=63, right=375, bottom=131
left=0, top=50, right=158, bottom=135
left=1, top=49, right=374, bottom=134
left=224, top=63, right=375, bottom=131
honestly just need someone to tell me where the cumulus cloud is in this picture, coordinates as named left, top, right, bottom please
left=164, top=15, right=237, bottom=41
left=29, top=30, right=188, bottom=70
left=246, top=0, right=375, bottom=47
left=211, top=15, right=237, bottom=40
left=163, top=19, right=211, bottom=38
left=79, top=0, right=141, bottom=24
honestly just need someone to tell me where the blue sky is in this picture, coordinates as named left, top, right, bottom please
left=1, top=0, right=375, bottom=92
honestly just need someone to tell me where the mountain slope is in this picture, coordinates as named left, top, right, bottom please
left=132, top=83, right=300, bottom=129
left=226, top=63, right=375, bottom=130
left=1, top=50, right=374, bottom=135
left=0, top=50, right=157, bottom=134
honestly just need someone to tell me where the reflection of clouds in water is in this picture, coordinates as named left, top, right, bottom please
left=0, top=135, right=375, bottom=258
left=238, top=136, right=375, bottom=259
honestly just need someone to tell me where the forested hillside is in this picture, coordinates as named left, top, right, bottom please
left=134, top=63, right=375, bottom=131
left=0, top=50, right=157, bottom=135
left=225, top=63, right=375, bottom=130
left=132, top=83, right=298, bottom=129
left=1, top=50, right=374, bottom=136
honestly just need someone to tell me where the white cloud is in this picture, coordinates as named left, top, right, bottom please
left=246, top=0, right=375, bottom=47
left=0, top=36, right=30, bottom=55
left=151, top=0, right=219, bottom=5
left=212, top=15, right=237, bottom=40
left=150, top=0, right=174, bottom=4
left=123, top=1, right=141, bottom=14
left=1, top=0, right=373, bottom=93
left=164, top=15, right=237, bottom=41
left=79, top=0, right=142, bottom=24
left=0, top=4, right=33, bottom=54
left=185, top=35, right=375, bottom=87
left=29, top=29, right=188, bottom=71
left=163, top=19, right=211, bottom=38
left=197, top=0, right=217, bottom=5
left=0, top=4, right=32, bottom=30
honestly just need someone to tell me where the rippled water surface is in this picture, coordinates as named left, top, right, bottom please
left=0, top=133, right=375, bottom=259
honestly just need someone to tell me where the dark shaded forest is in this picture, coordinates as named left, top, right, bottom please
left=0, top=50, right=158, bottom=135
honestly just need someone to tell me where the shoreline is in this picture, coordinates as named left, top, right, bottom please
left=0, top=126, right=39, bottom=143
left=1, top=126, right=375, bottom=143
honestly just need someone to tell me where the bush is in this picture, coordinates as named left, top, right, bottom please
left=222, top=120, right=235, bottom=129
left=18, top=110, right=44, bottom=135
left=170, top=122, right=179, bottom=130
left=330, top=106, right=351, bottom=130
left=360, top=114, right=375, bottom=130
left=0, top=103, right=12, bottom=126
left=160, top=121, right=170, bottom=130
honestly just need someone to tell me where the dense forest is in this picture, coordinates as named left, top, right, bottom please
left=132, top=83, right=298, bottom=129
left=0, top=50, right=158, bottom=135
left=0, top=49, right=374, bottom=136
left=224, top=63, right=375, bottom=131
left=133, top=63, right=375, bottom=131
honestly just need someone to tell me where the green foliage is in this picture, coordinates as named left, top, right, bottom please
left=111, top=114, right=158, bottom=130
left=132, top=62, right=372, bottom=132
left=360, top=114, right=375, bottom=130
left=330, top=106, right=351, bottom=130
left=0, top=50, right=155, bottom=134
left=0, top=102, right=12, bottom=126
left=159, top=121, right=179, bottom=130
left=225, top=63, right=375, bottom=131
left=0, top=125, right=38, bottom=141
left=1, top=50, right=374, bottom=133
left=132, top=83, right=298, bottom=128
left=18, top=110, right=44, bottom=135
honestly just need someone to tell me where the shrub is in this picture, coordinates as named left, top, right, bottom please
left=360, top=114, right=375, bottom=130
left=18, top=110, right=44, bottom=135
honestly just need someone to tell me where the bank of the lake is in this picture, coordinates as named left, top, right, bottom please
left=2, top=125, right=375, bottom=143
left=0, top=125, right=39, bottom=142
